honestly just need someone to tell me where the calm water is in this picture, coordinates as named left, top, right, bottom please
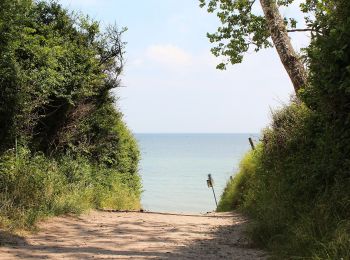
left=135, top=134, right=257, bottom=214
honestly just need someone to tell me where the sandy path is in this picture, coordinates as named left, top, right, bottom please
left=0, top=211, right=267, bottom=259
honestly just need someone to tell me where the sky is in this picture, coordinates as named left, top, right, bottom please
left=59, top=0, right=309, bottom=133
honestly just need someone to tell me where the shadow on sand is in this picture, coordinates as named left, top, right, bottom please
left=0, top=231, right=27, bottom=246
left=154, top=219, right=267, bottom=259
left=0, top=212, right=267, bottom=259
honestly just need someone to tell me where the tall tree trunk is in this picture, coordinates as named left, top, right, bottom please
left=260, top=0, right=307, bottom=94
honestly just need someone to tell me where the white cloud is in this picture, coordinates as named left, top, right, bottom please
left=146, top=44, right=193, bottom=67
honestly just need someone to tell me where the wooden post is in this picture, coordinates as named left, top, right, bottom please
left=207, top=174, right=218, bottom=207
left=248, top=137, right=255, bottom=150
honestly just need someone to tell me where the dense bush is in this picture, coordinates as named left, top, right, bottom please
left=218, top=0, right=350, bottom=258
left=0, top=0, right=141, bottom=229
left=219, top=103, right=350, bottom=258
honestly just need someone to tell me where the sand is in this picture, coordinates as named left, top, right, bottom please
left=0, top=210, right=267, bottom=259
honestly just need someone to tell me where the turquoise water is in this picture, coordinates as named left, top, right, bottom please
left=135, top=134, right=257, bottom=214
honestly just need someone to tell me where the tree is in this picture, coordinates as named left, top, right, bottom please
left=0, top=0, right=139, bottom=173
left=199, top=0, right=314, bottom=94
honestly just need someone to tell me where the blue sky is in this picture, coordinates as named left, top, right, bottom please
left=60, top=0, right=309, bottom=133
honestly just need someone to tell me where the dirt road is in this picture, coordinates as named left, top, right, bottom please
left=0, top=211, right=267, bottom=259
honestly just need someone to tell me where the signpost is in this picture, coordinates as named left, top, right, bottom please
left=207, top=174, right=218, bottom=207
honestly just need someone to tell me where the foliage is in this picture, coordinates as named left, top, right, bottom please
left=198, top=0, right=321, bottom=70
left=219, top=103, right=350, bottom=259
left=217, top=149, right=259, bottom=212
left=0, top=0, right=141, bottom=229
left=218, top=1, right=350, bottom=258
left=0, top=148, right=140, bottom=230
left=0, top=0, right=127, bottom=157
left=303, top=0, right=350, bottom=123
left=199, top=0, right=271, bottom=69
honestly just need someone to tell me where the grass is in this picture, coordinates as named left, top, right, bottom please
left=217, top=150, right=258, bottom=212
left=217, top=103, right=350, bottom=259
left=0, top=147, right=141, bottom=231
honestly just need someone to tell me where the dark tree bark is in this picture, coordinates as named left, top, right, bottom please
left=260, top=0, right=307, bottom=93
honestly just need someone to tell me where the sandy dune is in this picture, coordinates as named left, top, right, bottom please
left=0, top=211, right=267, bottom=259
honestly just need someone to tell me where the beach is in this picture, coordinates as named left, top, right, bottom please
left=0, top=210, right=267, bottom=259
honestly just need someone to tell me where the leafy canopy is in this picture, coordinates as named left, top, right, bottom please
left=199, top=0, right=322, bottom=69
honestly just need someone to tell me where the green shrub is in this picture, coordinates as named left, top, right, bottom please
left=218, top=2, right=350, bottom=257
left=218, top=102, right=350, bottom=259
left=0, top=147, right=141, bottom=230
left=0, top=1, right=141, bottom=230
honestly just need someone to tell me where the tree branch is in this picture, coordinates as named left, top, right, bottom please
left=287, top=28, right=314, bottom=33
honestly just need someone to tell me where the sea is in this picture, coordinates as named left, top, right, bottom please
left=135, top=133, right=258, bottom=214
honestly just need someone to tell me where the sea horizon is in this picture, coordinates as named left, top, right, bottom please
left=135, top=133, right=258, bottom=213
